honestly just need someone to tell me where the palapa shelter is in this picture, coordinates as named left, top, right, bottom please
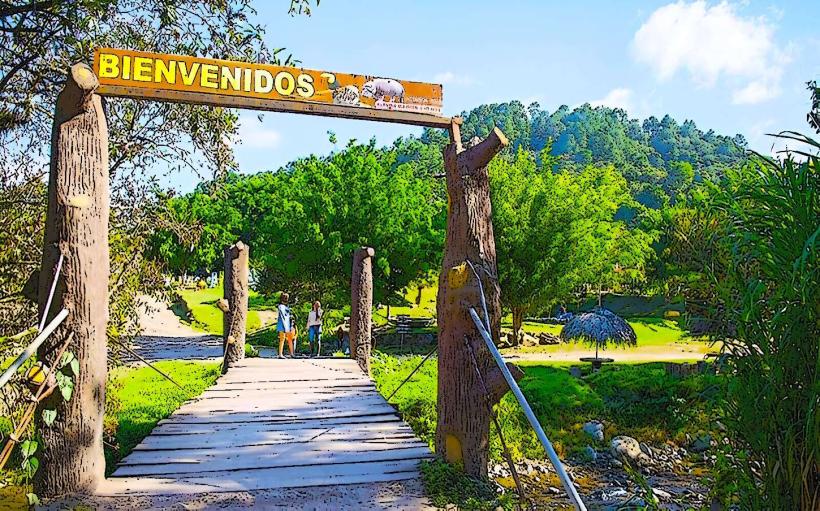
left=560, top=307, right=637, bottom=359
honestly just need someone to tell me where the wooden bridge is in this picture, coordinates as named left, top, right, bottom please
left=97, top=358, right=432, bottom=497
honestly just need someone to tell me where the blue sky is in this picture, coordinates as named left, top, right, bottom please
left=170, top=0, right=819, bottom=191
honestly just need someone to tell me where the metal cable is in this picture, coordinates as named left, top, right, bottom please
left=385, top=344, right=438, bottom=403
left=463, top=336, right=529, bottom=510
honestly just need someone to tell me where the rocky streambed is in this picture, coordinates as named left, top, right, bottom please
left=489, top=434, right=719, bottom=510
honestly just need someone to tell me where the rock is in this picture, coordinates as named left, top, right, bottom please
left=583, top=420, right=605, bottom=442
left=691, top=434, right=711, bottom=453
left=653, top=488, right=672, bottom=500
left=569, top=366, right=583, bottom=378
left=639, top=442, right=653, bottom=458
left=537, top=332, right=560, bottom=345
left=584, top=445, right=598, bottom=461
left=602, top=488, right=628, bottom=501
left=548, top=487, right=561, bottom=495
left=521, top=333, right=539, bottom=347
left=611, top=436, right=652, bottom=465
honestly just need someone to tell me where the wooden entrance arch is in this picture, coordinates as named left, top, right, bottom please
left=35, top=55, right=515, bottom=496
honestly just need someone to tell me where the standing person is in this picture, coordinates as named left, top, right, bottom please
left=306, top=301, right=323, bottom=357
left=277, top=292, right=296, bottom=358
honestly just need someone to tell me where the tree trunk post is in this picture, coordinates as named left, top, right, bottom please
left=222, top=241, right=249, bottom=373
left=350, top=247, right=374, bottom=374
left=512, top=306, right=525, bottom=344
left=436, top=120, right=523, bottom=478
left=34, top=63, right=109, bottom=497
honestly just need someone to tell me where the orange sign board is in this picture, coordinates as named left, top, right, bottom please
left=93, top=48, right=443, bottom=115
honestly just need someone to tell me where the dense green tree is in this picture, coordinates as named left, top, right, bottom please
left=0, top=1, right=308, bottom=338
left=150, top=141, right=445, bottom=309
left=490, top=148, right=654, bottom=340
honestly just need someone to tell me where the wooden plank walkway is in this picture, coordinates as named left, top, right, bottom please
left=97, top=358, right=432, bottom=497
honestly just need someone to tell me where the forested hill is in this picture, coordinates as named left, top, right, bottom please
left=461, top=101, right=746, bottom=172
left=396, top=101, right=748, bottom=207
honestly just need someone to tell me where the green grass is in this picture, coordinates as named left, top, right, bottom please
left=374, top=280, right=710, bottom=357
left=177, top=288, right=263, bottom=334
left=375, top=281, right=437, bottom=325
left=421, top=459, right=518, bottom=510
left=104, top=360, right=221, bottom=474
left=500, top=316, right=715, bottom=359
left=372, top=353, right=722, bottom=461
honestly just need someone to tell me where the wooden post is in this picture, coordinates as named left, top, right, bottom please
left=222, top=241, right=249, bottom=372
left=350, top=247, right=374, bottom=374
left=34, top=63, right=109, bottom=496
left=435, top=121, right=523, bottom=478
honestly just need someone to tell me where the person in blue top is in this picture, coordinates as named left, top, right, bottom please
left=277, top=292, right=296, bottom=358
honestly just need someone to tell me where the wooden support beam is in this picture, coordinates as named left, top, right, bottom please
left=35, top=63, right=109, bottom=496
left=436, top=123, right=516, bottom=479
left=350, top=247, right=375, bottom=374
left=223, top=241, right=249, bottom=372
left=98, top=85, right=455, bottom=129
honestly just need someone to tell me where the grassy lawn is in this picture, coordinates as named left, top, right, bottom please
left=499, top=317, right=715, bottom=359
left=104, top=360, right=221, bottom=474
left=176, top=287, right=263, bottom=334
left=375, top=281, right=712, bottom=358
left=375, top=281, right=437, bottom=325
left=372, top=353, right=722, bottom=461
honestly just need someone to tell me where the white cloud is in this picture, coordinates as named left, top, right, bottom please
left=590, top=88, right=635, bottom=111
left=632, top=1, right=789, bottom=104
left=433, top=71, right=473, bottom=86
left=236, top=120, right=282, bottom=149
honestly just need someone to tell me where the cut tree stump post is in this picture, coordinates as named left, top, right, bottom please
left=436, top=120, right=523, bottom=478
left=223, top=241, right=249, bottom=372
left=34, top=63, right=109, bottom=496
left=350, top=247, right=374, bottom=374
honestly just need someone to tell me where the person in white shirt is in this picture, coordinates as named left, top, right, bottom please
left=306, top=301, right=323, bottom=357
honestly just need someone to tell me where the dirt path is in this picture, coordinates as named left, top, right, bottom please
left=50, top=479, right=434, bottom=510
left=502, top=343, right=710, bottom=363
left=127, top=295, right=222, bottom=362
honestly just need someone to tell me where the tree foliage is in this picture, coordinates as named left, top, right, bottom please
left=149, top=140, right=445, bottom=308
left=489, top=148, right=655, bottom=338
left=670, top=133, right=819, bottom=509
left=0, top=1, right=304, bottom=339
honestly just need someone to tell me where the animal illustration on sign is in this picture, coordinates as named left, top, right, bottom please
left=332, top=85, right=361, bottom=106
left=362, top=78, right=405, bottom=103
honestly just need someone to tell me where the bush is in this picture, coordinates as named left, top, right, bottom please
left=701, top=134, right=819, bottom=509
left=420, top=459, right=517, bottom=510
left=370, top=354, right=721, bottom=462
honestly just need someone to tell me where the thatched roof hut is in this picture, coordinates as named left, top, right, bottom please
left=560, top=308, right=637, bottom=358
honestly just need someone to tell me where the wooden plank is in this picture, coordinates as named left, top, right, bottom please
left=157, top=409, right=399, bottom=425
left=205, top=379, right=374, bottom=389
left=98, top=459, right=424, bottom=495
left=132, top=428, right=419, bottom=451
left=120, top=438, right=428, bottom=466
left=113, top=445, right=432, bottom=477
left=195, top=386, right=381, bottom=399
left=176, top=394, right=388, bottom=413
left=98, top=85, right=454, bottom=129
left=101, top=357, right=430, bottom=497
left=149, top=413, right=406, bottom=435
